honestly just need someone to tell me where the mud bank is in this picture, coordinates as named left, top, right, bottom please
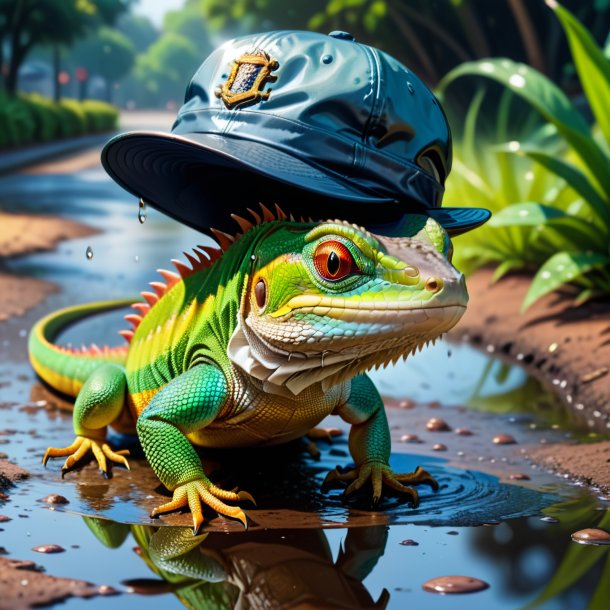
left=0, top=212, right=97, bottom=320
left=451, top=268, right=610, bottom=429
left=452, top=267, right=610, bottom=492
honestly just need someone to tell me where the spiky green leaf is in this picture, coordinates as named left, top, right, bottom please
left=549, top=0, right=610, bottom=148
left=438, top=58, right=610, bottom=201
left=522, top=252, right=610, bottom=311
left=489, top=202, right=566, bottom=227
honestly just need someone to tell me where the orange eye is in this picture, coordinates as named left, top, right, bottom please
left=313, top=241, right=359, bottom=281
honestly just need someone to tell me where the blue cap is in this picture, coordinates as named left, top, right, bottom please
left=102, top=30, right=490, bottom=236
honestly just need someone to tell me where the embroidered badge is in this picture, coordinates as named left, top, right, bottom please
left=215, top=49, right=279, bottom=109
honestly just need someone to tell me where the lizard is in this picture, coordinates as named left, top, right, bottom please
left=29, top=204, right=468, bottom=533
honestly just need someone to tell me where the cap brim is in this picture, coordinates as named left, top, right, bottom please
left=102, top=131, right=490, bottom=237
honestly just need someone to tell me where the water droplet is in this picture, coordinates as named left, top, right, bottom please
left=86, top=246, right=93, bottom=260
left=541, top=516, right=559, bottom=523
left=138, top=199, right=147, bottom=224
left=423, top=575, right=489, bottom=594
left=321, top=54, right=333, bottom=64
left=479, top=62, right=495, bottom=73
left=407, top=81, right=415, bottom=94
left=548, top=342, right=558, bottom=353
left=493, top=434, right=516, bottom=445
left=426, top=418, right=451, bottom=432
left=134, top=255, right=139, bottom=263
left=571, top=528, right=610, bottom=545
left=508, top=140, right=520, bottom=152
left=509, top=73, right=526, bottom=88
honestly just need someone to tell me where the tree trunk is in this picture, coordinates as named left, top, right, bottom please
left=53, top=45, right=61, bottom=103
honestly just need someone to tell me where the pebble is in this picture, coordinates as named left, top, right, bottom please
left=400, top=434, right=421, bottom=443
left=32, top=544, right=65, bottom=554
left=432, top=443, right=447, bottom=451
left=0, top=515, right=11, bottom=522
left=508, top=473, right=531, bottom=481
left=426, top=418, right=451, bottom=432
left=540, top=516, right=559, bottom=523
left=571, top=528, right=610, bottom=546
left=423, top=575, right=489, bottom=594
left=455, top=428, right=473, bottom=436
left=400, top=539, right=419, bottom=546
left=493, top=434, right=516, bottom=445
left=398, top=400, right=415, bottom=409
left=39, top=494, right=69, bottom=505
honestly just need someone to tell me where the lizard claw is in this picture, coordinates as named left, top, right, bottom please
left=322, top=461, right=436, bottom=507
left=43, top=436, right=130, bottom=476
left=150, top=479, right=254, bottom=532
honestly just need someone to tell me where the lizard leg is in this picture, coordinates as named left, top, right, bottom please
left=324, top=374, right=438, bottom=507
left=43, top=363, right=129, bottom=475
left=137, top=364, right=254, bottom=533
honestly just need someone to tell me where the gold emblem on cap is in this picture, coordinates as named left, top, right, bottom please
left=215, top=49, right=279, bottom=109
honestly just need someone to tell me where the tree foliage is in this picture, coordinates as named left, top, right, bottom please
left=0, top=0, right=131, bottom=94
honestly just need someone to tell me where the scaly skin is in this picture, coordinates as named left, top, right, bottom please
left=29, top=208, right=468, bottom=532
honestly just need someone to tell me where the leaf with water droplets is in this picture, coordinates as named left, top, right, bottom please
left=522, top=251, right=610, bottom=311
left=489, top=202, right=566, bottom=227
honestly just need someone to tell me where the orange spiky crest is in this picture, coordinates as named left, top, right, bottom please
left=119, top=202, right=316, bottom=343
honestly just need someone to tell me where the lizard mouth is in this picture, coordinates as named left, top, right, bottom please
left=269, top=294, right=467, bottom=319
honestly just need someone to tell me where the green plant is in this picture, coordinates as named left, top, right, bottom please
left=439, top=1, right=610, bottom=310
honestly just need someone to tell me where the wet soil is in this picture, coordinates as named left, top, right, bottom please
left=452, top=268, right=610, bottom=429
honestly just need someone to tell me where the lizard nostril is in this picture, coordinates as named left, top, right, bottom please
left=425, top=277, right=443, bottom=293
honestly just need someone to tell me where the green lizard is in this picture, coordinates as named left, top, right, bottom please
left=29, top=205, right=468, bottom=532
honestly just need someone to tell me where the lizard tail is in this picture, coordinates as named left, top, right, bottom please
left=29, top=299, right=135, bottom=398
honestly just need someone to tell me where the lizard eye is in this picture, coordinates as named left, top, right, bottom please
left=313, top=240, right=359, bottom=281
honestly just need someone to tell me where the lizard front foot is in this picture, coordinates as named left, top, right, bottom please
left=323, top=462, right=438, bottom=507
left=150, top=479, right=256, bottom=534
left=43, top=436, right=130, bottom=476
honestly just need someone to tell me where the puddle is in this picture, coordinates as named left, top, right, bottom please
left=1, top=167, right=610, bottom=609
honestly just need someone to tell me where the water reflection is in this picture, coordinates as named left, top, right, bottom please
left=86, top=518, right=390, bottom=610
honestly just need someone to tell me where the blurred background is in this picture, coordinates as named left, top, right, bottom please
left=2, top=0, right=610, bottom=308
left=2, top=0, right=609, bottom=109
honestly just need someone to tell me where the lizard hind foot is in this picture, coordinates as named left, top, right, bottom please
left=322, top=463, right=438, bottom=508
left=42, top=436, right=130, bottom=476
left=150, top=480, right=255, bottom=534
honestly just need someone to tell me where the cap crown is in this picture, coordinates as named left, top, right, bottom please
left=173, top=30, right=451, bottom=209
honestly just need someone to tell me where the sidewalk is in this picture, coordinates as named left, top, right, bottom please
left=0, top=132, right=116, bottom=176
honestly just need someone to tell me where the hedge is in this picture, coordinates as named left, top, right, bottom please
left=0, top=93, right=118, bottom=149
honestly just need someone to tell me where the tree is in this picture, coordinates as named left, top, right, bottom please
left=0, top=0, right=130, bottom=95
left=116, top=13, right=158, bottom=53
left=75, top=27, right=135, bottom=102
left=164, top=0, right=212, bottom=58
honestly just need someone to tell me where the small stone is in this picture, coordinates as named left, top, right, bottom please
left=0, top=515, right=11, bottom=522
left=493, top=434, right=516, bottom=445
left=455, top=428, right=473, bottom=436
left=508, top=473, right=530, bottom=481
left=400, top=434, right=421, bottom=443
left=32, top=544, right=65, bottom=554
left=426, top=418, right=451, bottom=432
left=400, top=539, right=419, bottom=546
left=423, top=575, right=489, bottom=594
left=571, top=528, right=610, bottom=545
left=432, top=443, right=447, bottom=451
left=39, top=494, right=69, bottom=505
left=398, top=399, right=415, bottom=409
left=446, top=531, right=459, bottom=535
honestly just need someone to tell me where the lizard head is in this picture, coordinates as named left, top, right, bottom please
left=228, top=215, right=468, bottom=395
